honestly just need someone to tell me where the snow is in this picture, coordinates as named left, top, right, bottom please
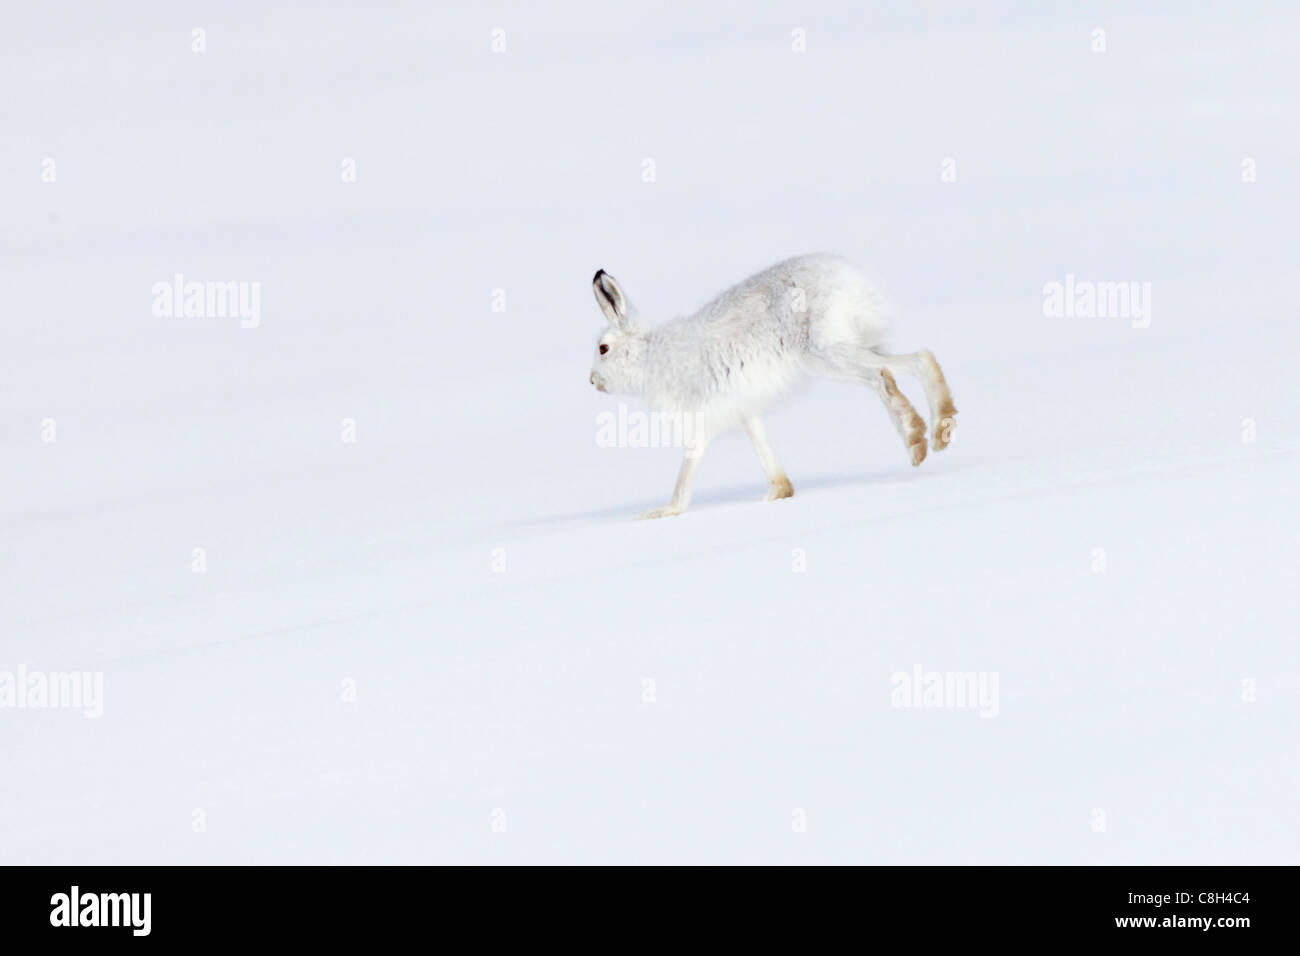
left=2, top=1, right=1298, bottom=863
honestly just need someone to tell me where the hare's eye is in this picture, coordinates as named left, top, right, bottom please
left=599, top=344, right=609, bottom=355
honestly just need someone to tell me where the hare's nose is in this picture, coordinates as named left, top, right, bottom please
left=589, top=372, right=596, bottom=385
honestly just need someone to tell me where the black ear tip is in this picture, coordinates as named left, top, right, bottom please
left=593, top=269, right=606, bottom=283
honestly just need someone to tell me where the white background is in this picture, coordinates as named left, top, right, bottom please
left=2, top=1, right=1297, bottom=863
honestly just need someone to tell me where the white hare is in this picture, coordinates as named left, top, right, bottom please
left=589, top=254, right=957, bottom=518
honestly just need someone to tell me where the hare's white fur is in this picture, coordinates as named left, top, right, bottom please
left=589, top=254, right=957, bottom=518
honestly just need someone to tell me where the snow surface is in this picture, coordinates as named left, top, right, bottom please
left=2, top=1, right=1298, bottom=864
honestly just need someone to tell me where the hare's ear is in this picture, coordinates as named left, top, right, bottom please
left=593, top=269, right=629, bottom=328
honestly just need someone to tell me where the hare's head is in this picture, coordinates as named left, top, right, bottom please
left=589, top=270, right=647, bottom=395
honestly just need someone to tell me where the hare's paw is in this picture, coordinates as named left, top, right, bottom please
left=932, top=407, right=956, bottom=452
left=906, top=415, right=928, bottom=466
left=909, top=437, right=928, bottom=467
left=638, top=505, right=685, bottom=520
left=764, top=476, right=794, bottom=501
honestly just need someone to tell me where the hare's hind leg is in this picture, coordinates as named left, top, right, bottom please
left=874, top=370, right=928, bottom=466
left=742, top=416, right=794, bottom=501
left=865, top=349, right=957, bottom=452
left=807, top=354, right=927, bottom=467
left=915, top=350, right=957, bottom=451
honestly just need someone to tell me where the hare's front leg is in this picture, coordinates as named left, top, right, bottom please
left=638, top=434, right=713, bottom=519
left=742, top=416, right=794, bottom=501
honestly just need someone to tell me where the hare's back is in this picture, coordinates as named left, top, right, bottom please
left=681, top=254, right=891, bottom=359
left=706, top=255, right=890, bottom=349
left=777, top=255, right=892, bottom=351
